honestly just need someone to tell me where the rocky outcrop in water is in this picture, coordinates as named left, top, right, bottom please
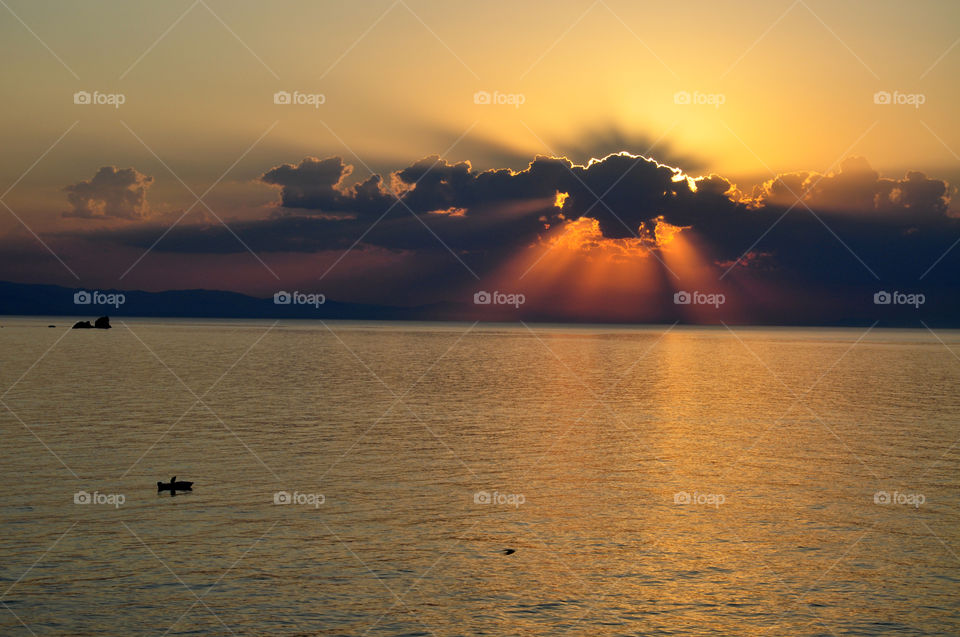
left=72, top=316, right=111, bottom=329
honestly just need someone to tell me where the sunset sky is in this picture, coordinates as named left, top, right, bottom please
left=1, top=0, right=958, bottom=322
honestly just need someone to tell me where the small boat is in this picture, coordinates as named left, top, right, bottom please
left=157, top=476, right=193, bottom=491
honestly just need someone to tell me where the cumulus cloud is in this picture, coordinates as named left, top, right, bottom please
left=71, top=152, right=958, bottom=292
left=261, top=156, right=388, bottom=216
left=751, top=156, right=951, bottom=216
left=554, top=123, right=706, bottom=172
left=63, top=166, right=154, bottom=220
left=419, top=122, right=706, bottom=173
left=256, top=151, right=732, bottom=243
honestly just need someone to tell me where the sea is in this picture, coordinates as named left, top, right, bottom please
left=0, top=317, right=958, bottom=635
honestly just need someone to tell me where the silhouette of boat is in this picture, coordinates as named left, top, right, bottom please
left=157, top=476, right=193, bottom=491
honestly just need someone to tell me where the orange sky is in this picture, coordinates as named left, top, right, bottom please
left=1, top=0, right=959, bottom=232
left=0, top=1, right=957, bottom=322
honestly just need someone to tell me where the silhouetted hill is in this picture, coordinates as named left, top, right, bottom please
left=0, top=281, right=451, bottom=320
left=0, top=280, right=956, bottom=327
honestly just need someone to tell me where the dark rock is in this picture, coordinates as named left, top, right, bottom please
left=72, top=317, right=111, bottom=329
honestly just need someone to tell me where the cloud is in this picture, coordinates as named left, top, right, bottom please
left=750, top=156, right=951, bottom=216
left=254, top=151, right=725, bottom=246
left=69, top=152, right=957, bottom=291
left=63, top=166, right=154, bottom=220
left=418, top=122, right=706, bottom=173
left=553, top=123, right=706, bottom=172
left=261, top=156, right=389, bottom=216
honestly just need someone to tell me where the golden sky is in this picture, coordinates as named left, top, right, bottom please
left=0, top=0, right=958, bottom=324
left=1, top=0, right=959, bottom=230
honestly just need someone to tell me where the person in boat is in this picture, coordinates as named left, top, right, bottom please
left=157, top=476, right=193, bottom=490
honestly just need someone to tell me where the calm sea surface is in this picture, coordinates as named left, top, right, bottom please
left=0, top=318, right=958, bottom=636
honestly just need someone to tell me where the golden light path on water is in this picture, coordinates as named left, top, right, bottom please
left=1, top=318, right=957, bottom=635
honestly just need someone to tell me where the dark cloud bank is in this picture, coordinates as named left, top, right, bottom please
left=52, top=152, right=960, bottom=324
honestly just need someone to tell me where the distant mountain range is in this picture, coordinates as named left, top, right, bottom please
left=0, top=280, right=452, bottom=321
left=0, top=280, right=955, bottom=327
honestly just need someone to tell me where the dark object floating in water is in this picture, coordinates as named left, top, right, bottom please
left=503, top=549, right=516, bottom=555
left=157, top=476, right=193, bottom=492
left=72, top=316, right=111, bottom=329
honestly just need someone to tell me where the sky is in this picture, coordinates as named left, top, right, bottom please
left=1, top=0, right=958, bottom=322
